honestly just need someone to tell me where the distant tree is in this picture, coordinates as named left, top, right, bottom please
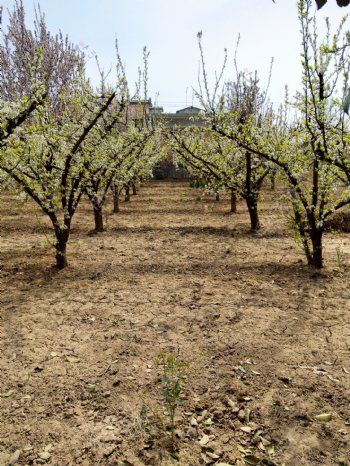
left=82, top=47, right=161, bottom=232
left=84, top=117, right=159, bottom=232
left=172, top=34, right=274, bottom=232
left=170, top=116, right=271, bottom=231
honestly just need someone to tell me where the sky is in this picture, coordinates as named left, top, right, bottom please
left=0, top=0, right=349, bottom=112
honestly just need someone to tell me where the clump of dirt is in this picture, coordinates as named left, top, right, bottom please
left=0, top=180, right=349, bottom=466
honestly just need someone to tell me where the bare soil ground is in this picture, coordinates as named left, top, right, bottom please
left=0, top=180, right=350, bottom=466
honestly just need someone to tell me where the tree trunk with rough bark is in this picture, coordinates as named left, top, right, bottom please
left=93, top=205, right=104, bottom=232
left=125, top=185, right=130, bottom=202
left=230, top=189, right=237, bottom=213
left=309, top=228, right=323, bottom=268
left=113, top=190, right=120, bottom=213
left=246, top=195, right=260, bottom=231
left=54, top=225, right=70, bottom=269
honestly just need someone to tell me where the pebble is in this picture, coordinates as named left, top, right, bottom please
left=221, top=434, right=230, bottom=444
left=186, top=427, right=198, bottom=439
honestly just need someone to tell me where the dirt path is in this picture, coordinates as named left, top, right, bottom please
left=0, top=180, right=349, bottom=466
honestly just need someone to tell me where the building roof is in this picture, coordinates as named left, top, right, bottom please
left=176, top=106, right=202, bottom=115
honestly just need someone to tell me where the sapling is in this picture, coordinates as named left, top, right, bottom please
left=336, top=246, right=345, bottom=267
left=157, top=350, right=188, bottom=449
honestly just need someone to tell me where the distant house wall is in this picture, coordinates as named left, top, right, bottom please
left=162, top=106, right=203, bottom=128
left=127, top=99, right=152, bottom=127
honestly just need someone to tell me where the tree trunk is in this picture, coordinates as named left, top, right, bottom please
left=132, top=182, right=137, bottom=195
left=55, top=230, right=69, bottom=269
left=113, top=190, right=120, bottom=213
left=215, top=192, right=220, bottom=201
left=230, top=189, right=237, bottom=213
left=309, top=229, right=323, bottom=268
left=93, top=205, right=104, bottom=232
left=125, top=185, right=130, bottom=202
left=244, top=150, right=261, bottom=231
left=246, top=195, right=260, bottom=231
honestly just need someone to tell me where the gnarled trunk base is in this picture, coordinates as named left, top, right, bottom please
left=94, top=207, right=104, bottom=232
left=55, top=239, right=68, bottom=269
left=246, top=197, right=260, bottom=231
left=308, top=230, right=323, bottom=268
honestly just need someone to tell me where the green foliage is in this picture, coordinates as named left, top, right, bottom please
left=270, top=0, right=350, bottom=267
left=186, top=0, right=350, bottom=267
left=336, top=245, right=345, bottom=266
left=0, top=1, right=161, bottom=267
left=156, top=350, right=188, bottom=448
left=169, top=33, right=273, bottom=231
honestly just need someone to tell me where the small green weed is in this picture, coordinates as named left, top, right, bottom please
left=336, top=246, right=345, bottom=266
left=94, top=394, right=106, bottom=404
left=156, top=350, right=188, bottom=449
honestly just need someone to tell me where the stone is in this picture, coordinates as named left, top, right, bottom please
left=186, top=427, right=198, bottom=439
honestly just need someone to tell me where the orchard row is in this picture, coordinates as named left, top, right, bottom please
left=1, top=0, right=350, bottom=269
